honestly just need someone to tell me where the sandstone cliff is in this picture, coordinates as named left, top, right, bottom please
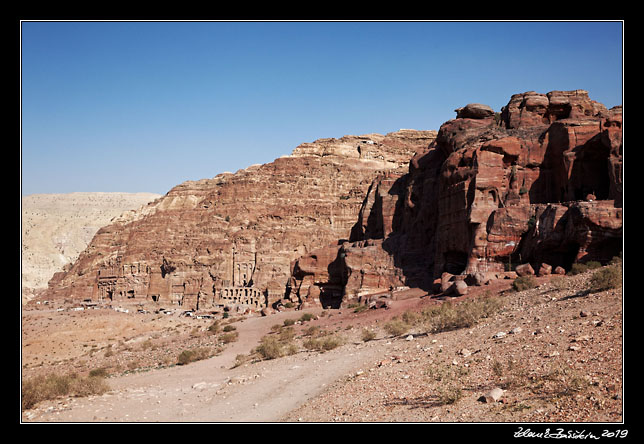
left=41, top=130, right=437, bottom=311
left=290, top=90, right=622, bottom=307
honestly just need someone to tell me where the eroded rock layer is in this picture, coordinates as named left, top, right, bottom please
left=41, top=130, right=437, bottom=311
left=290, top=90, right=622, bottom=307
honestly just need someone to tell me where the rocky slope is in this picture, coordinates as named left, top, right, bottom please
left=40, top=131, right=437, bottom=309
left=290, top=90, right=623, bottom=306
left=21, top=193, right=161, bottom=303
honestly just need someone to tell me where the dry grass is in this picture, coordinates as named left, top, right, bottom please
left=303, top=335, right=344, bottom=352
left=22, top=372, right=110, bottom=410
left=176, top=347, right=212, bottom=365
left=422, top=296, right=504, bottom=334
left=590, top=264, right=622, bottom=292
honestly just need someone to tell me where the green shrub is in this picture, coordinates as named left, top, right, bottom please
left=512, top=275, right=537, bottom=292
left=222, top=324, right=236, bottom=332
left=283, top=318, right=296, bottom=327
left=569, top=263, right=589, bottom=275
left=585, top=261, right=602, bottom=270
left=352, top=304, right=369, bottom=313
left=299, top=313, right=316, bottom=322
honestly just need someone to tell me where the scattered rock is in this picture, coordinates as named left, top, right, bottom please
left=515, top=263, right=535, bottom=277
left=479, top=387, right=505, bottom=403
left=538, top=263, right=552, bottom=276
left=453, top=280, right=468, bottom=296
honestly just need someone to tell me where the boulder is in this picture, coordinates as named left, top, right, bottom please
left=455, top=103, right=495, bottom=119
left=453, top=280, right=468, bottom=296
left=515, top=263, right=535, bottom=277
left=538, top=263, right=552, bottom=276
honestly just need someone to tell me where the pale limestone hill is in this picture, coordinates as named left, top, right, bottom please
left=21, top=192, right=161, bottom=303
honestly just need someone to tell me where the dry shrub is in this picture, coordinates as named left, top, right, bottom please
left=383, top=319, right=410, bottom=337
left=423, top=296, right=503, bottom=334
left=303, top=335, right=344, bottom=352
left=590, top=264, right=622, bottom=292
left=22, top=373, right=109, bottom=410
left=361, top=328, right=377, bottom=342
left=255, top=335, right=285, bottom=360
left=220, top=331, right=239, bottom=344
left=426, top=363, right=469, bottom=405
left=177, top=347, right=211, bottom=365
left=512, top=275, right=538, bottom=292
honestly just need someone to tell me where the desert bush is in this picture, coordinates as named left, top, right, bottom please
left=402, top=310, right=423, bottom=326
left=590, top=264, right=622, bottom=292
left=303, top=325, right=321, bottom=337
left=426, top=363, right=469, bottom=405
left=303, top=335, right=343, bottom=352
left=549, top=276, right=569, bottom=291
left=88, top=367, right=110, bottom=378
left=512, top=275, right=538, bottom=292
left=255, top=335, right=285, bottom=360
left=22, top=372, right=109, bottom=410
left=283, top=318, right=296, bottom=327
left=278, top=326, right=296, bottom=341
left=569, top=263, right=589, bottom=275
left=361, top=328, right=377, bottom=342
left=222, top=324, right=236, bottom=332
left=208, top=320, right=221, bottom=334
left=220, top=331, right=239, bottom=344
left=299, top=313, right=316, bottom=322
left=352, top=304, right=369, bottom=313
left=383, top=319, right=410, bottom=337
left=423, top=297, right=503, bottom=334
left=177, top=347, right=211, bottom=365
left=530, top=361, right=589, bottom=398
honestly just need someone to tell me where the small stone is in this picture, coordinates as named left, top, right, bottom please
left=405, top=335, right=414, bottom=341
left=479, top=387, right=505, bottom=403
left=510, top=327, right=523, bottom=334
left=492, top=331, right=506, bottom=339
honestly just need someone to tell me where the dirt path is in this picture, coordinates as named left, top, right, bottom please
left=22, top=271, right=623, bottom=423
left=22, top=307, right=394, bottom=422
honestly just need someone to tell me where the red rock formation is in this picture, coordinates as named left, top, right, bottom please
left=290, top=90, right=622, bottom=306
left=42, top=130, right=437, bottom=311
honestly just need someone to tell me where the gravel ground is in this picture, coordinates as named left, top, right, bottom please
left=21, top=268, right=623, bottom=424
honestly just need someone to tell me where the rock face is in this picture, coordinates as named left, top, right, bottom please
left=290, top=90, right=622, bottom=307
left=41, top=130, right=437, bottom=311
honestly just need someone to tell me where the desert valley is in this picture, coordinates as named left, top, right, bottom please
left=21, top=89, right=624, bottom=425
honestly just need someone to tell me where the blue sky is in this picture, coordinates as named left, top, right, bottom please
left=20, top=21, right=623, bottom=196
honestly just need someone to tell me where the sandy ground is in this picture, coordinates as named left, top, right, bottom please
left=21, top=270, right=623, bottom=424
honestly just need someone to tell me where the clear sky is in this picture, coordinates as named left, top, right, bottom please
left=20, top=20, right=623, bottom=196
